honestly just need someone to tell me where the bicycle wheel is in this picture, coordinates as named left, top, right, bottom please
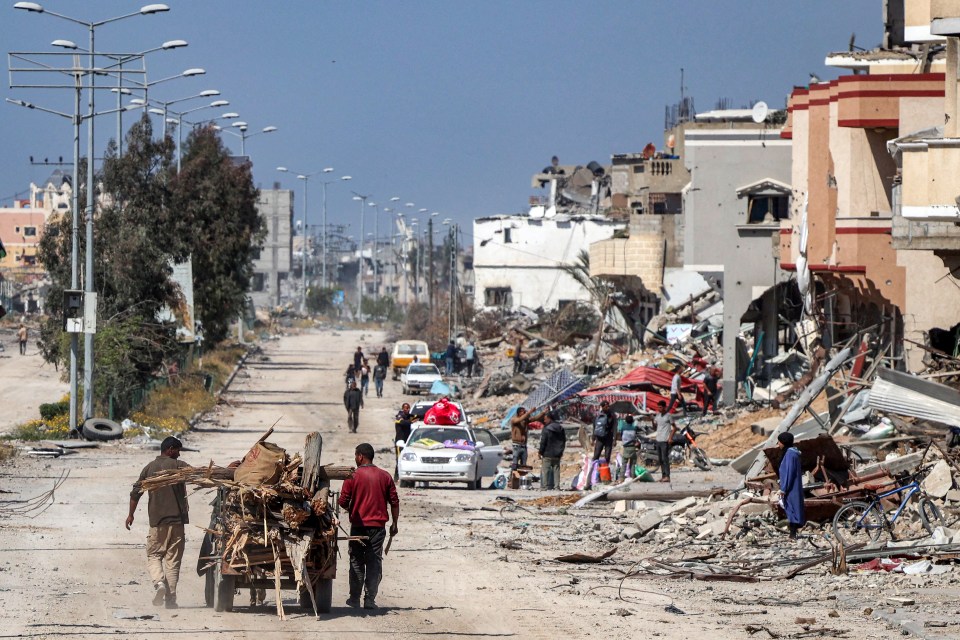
left=833, top=501, right=884, bottom=546
left=918, top=498, right=946, bottom=534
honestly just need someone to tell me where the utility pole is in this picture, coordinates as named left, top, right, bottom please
left=428, top=216, right=434, bottom=317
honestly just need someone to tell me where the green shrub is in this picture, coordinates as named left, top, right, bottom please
left=39, top=399, right=70, bottom=421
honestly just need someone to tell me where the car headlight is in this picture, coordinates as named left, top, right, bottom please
left=454, top=452, right=475, bottom=462
left=401, top=452, right=418, bottom=462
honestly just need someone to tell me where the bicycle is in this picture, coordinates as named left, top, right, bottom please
left=832, top=469, right=946, bottom=546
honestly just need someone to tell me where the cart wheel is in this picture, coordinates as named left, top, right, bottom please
left=204, top=569, right=215, bottom=608
left=213, top=563, right=235, bottom=613
left=919, top=498, right=945, bottom=534
left=317, top=578, right=333, bottom=614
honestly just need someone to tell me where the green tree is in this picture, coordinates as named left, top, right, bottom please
left=173, top=126, right=264, bottom=343
left=37, top=116, right=184, bottom=412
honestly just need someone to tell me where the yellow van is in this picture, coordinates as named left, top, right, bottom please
left=391, top=340, right=430, bottom=380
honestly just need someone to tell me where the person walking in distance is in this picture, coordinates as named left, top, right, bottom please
left=376, top=346, right=390, bottom=368
left=464, top=341, right=477, bottom=377
left=537, top=411, right=565, bottom=490
left=393, top=403, right=413, bottom=480
left=126, top=436, right=190, bottom=609
left=354, top=346, right=364, bottom=371
left=654, top=401, right=676, bottom=483
left=338, top=443, right=400, bottom=611
left=17, top=323, right=27, bottom=355
left=344, top=380, right=364, bottom=433
left=373, top=362, right=387, bottom=398
left=512, top=337, right=524, bottom=375
left=359, top=359, right=371, bottom=397
left=667, top=366, right=688, bottom=416
left=777, top=431, right=806, bottom=539
left=702, top=366, right=719, bottom=415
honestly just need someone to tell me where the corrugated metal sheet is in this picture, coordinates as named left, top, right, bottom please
left=867, top=368, right=960, bottom=428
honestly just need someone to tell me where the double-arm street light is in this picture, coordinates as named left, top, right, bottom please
left=163, top=100, right=229, bottom=172
left=277, top=167, right=351, bottom=310
left=15, top=1, right=171, bottom=422
left=351, top=192, right=370, bottom=320
left=218, top=121, right=276, bottom=156
left=50, top=37, right=188, bottom=156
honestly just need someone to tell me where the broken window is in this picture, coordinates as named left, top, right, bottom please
left=747, top=195, right=789, bottom=223
left=650, top=192, right=682, bottom=214
left=503, top=227, right=512, bottom=244
left=251, top=273, right=265, bottom=292
left=484, top=287, right=513, bottom=307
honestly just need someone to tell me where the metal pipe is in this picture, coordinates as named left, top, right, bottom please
left=82, top=23, right=95, bottom=420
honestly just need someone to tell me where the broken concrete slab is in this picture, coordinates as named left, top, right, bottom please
left=657, top=496, right=698, bottom=517
left=635, top=511, right=664, bottom=536
left=923, top=460, right=953, bottom=499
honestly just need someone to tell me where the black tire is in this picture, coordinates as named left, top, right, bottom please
left=81, top=418, right=123, bottom=441
left=204, top=569, right=215, bottom=608
left=833, top=501, right=884, bottom=546
left=692, top=448, right=711, bottom=471
left=919, top=498, right=945, bottom=534
left=317, top=578, right=333, bottom=613
left=213, top=562, right=235, bottom=613
left=399, top=480, right=413, bottom=488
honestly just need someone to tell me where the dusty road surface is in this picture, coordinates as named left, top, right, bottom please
left=0, top=325, right=68, bottom=434
left=0, top=329, right=939, bottom=639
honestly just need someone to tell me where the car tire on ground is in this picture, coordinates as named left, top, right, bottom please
left=399, top=480, right=413, bottom=488
left=81, top=418, right=123, bottom=441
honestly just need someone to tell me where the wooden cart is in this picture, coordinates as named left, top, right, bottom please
left=199, top=432, right=342, bottom=616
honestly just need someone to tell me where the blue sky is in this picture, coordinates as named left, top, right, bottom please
left=2, top=1, right=877, bottom=235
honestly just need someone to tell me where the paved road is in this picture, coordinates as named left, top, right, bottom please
left=0, top=326, right=67, bottom=434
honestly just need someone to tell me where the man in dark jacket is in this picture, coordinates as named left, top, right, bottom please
left=338, top=443, right=400, bottom=610
left=344, top=381, right=364, bottom=433
left=376, top=347, right=390, bottom=368
left=538, top=411, right=566, bottom=490
left=354, top=346, right=365, bottom=371
left=444, top=340, right=457, bottom=376
left=126, top=436, right=190, bottom=609
left=702, top=367, right=719, bottom=415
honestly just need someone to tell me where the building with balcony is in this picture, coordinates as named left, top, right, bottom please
left=780, top=0, right=960, bottom=370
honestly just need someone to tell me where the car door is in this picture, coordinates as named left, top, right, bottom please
left=472, top=428, right=504, bottom=477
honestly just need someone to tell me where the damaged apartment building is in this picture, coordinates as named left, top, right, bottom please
left=590, top=108, right=792, bottom=404
left=781, top=0, right=960, bottom=376
left=472, top=161, right=624, bottom=312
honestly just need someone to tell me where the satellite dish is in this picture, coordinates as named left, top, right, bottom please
left=751, top=101, right=769, bottom=124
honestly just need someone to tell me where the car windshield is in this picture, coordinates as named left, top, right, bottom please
left=408, top=427, right=472, bottom=447
left=408, top=365, right=439, bottom=375
left=397, top=343, right=427, bottom=355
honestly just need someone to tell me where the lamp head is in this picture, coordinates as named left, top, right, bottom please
left=161, top=39, right=187, bottom=49
left=277, top=167, right=288, bottom=172
left=14, top=2, right=44, bottom=13
left=262, top=126, right=277, bottom=133
left=199, top=89, right=220, bottom=97
left=140, top=4, right=170, bottom=15
left=51, top=39, right=78, bottom=49
left=341, top=176, right=352, bottom=181
left=221, top=112, right=239, bottom=119
left=210, top=100, right=229, bottom=107
left=181, top=68, right=205, bottom=77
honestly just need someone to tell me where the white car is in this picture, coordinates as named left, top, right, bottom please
left=401, top=363, right=443, bottom=395
left=397, top=424, right=504, bottom=489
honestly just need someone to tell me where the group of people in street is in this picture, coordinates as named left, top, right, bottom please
left=444, top=339, right=480, bottom=377
left=343, top=346, right=393, bottom=432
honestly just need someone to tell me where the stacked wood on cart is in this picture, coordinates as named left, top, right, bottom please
left=140, top=427, right=354, bottom=619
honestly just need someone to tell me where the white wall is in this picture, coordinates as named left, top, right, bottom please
left=472, top=214, right=623, bottom=311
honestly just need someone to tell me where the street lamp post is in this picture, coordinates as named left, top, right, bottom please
left=164, top=99, right=228, bottom=172
left=321, top=173, right=351, bottom=289
left=351, top=192, right=370, bottom=320
left=16, top=0, right=172, bottom=421
left=223, top=122, right=277, bottom=156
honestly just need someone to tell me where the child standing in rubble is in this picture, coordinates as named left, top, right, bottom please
left=777, top=431, right=806, bottom=539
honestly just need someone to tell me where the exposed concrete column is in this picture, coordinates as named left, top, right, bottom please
left=761, top=288, right=779, bottom=368
left=947, top=36, right=959, bottom=138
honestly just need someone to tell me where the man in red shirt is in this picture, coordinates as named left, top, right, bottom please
left=338, top=443, right=400, bottom=610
